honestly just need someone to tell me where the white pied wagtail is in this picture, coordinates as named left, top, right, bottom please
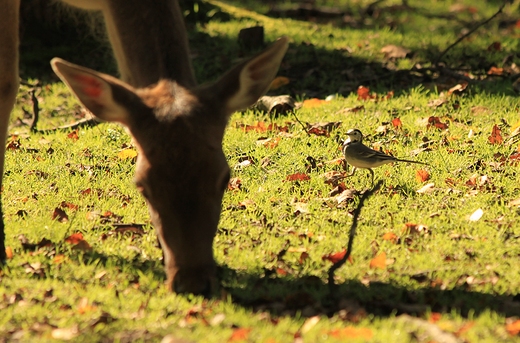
left=342, top=129, right=428, bottom=185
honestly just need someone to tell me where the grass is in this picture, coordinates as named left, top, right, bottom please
left=2, top=0, right=520, bottom=342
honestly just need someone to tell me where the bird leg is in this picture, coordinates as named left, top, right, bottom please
left=367, top=168, right=375, bottom=187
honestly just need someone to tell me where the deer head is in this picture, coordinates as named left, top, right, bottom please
left=51, top=37, right=289, bottom=295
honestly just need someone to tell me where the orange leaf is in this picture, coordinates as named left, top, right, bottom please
left=302, top=98, right=327, bottom=108
left=65, top=233, right=84, bottom=245
left=329, top=327, right=373, bottom=340
left=286, top=173, right=310, bottom=181
left=382, top=232, right=398, bottom=244
left=488, top=124, right=503, bottom=144
left=53, top=254, right=67, bottom=264
left=487, top=66, right=503, bottom=75
left=415, top=169, right=430, bottom=183
left=269, top=76, right=290, bottom=90
left=429, top=312, right=442, bottom=323
left=227, top=177, right=242, bottom=191
left=77, top=297, right=97, bottom=314
left=228, top=328, right=251, bottom=342
left=5, top=246, right=13, bottom=259
left=357, top=86, right=375, bottom=100
left=67, top=130, right=79, bottom=141
left=391, top=117, right=402, bottom=128
left=506, top=319, right=520, bottom=336
left=369, top=252, right=386, bottom=269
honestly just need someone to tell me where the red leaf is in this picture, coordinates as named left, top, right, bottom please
left=307, top=127, right=329, bottom=136
left=322, top=249, right=353, bottom=264
left=487, top=66, right=504, bottom=75
left=65, top=233, right=85, bottom=245
left=67, top=130, right=79, bottom=141
left=427, top=116, right=449, bottom=130
left=286, top=173, right=310, bottom=181
left=487, top=42, right=501, bottom=51
left=391, top=117, right=402, bottom=128
left=357, top=86, right=375, bottom=100
left=488, top=124, right=503, bottom=144
left=506, top=319, right=520, bottom=336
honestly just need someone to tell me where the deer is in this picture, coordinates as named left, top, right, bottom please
left=0, top=0, right=288, bottom=295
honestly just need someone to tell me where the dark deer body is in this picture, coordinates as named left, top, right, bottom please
left=0, top=0, right=288, bottom=295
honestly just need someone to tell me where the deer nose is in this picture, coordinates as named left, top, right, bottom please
left=172, top=271, right=215, bottom=297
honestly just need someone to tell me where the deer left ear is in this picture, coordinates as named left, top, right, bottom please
left=51, top=58, right=138, bottom=126
left=207, top=37, right=289, bottom=115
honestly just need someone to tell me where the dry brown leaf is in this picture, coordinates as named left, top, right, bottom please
left=381, top=44, right=411, bottom=59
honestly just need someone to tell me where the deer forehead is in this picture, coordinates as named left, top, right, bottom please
left=137, top=80, right=199, bottom=115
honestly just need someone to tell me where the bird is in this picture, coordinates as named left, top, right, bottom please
left=342, top=128, right=428, bottom=185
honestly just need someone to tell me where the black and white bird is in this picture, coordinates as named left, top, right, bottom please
left=342, top=129, right=428, bottom=185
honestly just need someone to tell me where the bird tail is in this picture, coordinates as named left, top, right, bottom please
left=396, top=158, right=428, bottom=165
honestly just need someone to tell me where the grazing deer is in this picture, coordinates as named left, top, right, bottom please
left=0, top=0, right=288, bottom=295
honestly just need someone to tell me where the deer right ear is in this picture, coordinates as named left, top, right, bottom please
left=51, top=58, right=136, bottom=126
left=209, top=37, right=289, bottom=115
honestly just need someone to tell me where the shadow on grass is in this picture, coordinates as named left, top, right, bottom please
left=218, top=265, right=520, bottom=319
left=19, top=1, right=517, bottom=101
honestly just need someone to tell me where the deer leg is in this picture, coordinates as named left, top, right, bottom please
left=0, top=0, right=20, bottom=263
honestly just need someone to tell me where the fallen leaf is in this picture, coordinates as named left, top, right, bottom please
left=77, top=297, right=97, bottom=314
left=506, top=319, right=520, bottom=336
left=228, top=328, right=251, bottom=342
left=488, top=124, right=503, bottom=144
left=429, top=312, right=442, bottom=323
left=302, top=98, right=327, bottom=108
left=381, top=44, right=410, bottom=59
left=339, top=105, right=364, bottom=113
left=369, top=252, right=386, bottom=269
left=269, top=76, right=290, bottom=90
left=417, top=182, right=435, bottom=194
left=508, top=198, right=520, bottom=207
left=227, top=177, right=242, bottom=191
left=286, top=173, right=310, bottom=181
left=382, top=232, right=398, bottom=244
left=357, top=86, right=375, bottom=100
left=391, top=117, right=402, bottom=129
left=51, top=326, right=79, bottom=340
left=469, top=208, right=484, bottom=222
left=487, top=41, right=501, bottom=51
left=117, top=148, right=138, bottom=160
left=415, top=169, right=430, bottom=183
left=67, top=130, right=79, bottom=141
left=52, top=208, right=68, bottom=222
left=328, top=327, right=373, bottom=340
left=5, top=246, right=13, bottom=259
left=427, top=116, right=449, bottom=130
left=447, top=82, right=468, bottom=96
left=487, top=66, right=503, bottom=75
left=322, top=249, right=353, bottom=264
left=301, top=316, right=320, bottom=333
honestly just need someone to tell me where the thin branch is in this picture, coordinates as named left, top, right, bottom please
left=292, top=111, right=310, bottom=136
left=327, top=180, right=383, bottom=296
left=435, top=1, right=507, bottom=65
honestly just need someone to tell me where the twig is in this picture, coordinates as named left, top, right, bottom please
left=291, top=111, right=310, bottom=136
left=434, top=1, right=507, bottom=65
left=327, top=180, right=383, bottom=296
left=26, top=87, right=100, bottom=133
left=29, top=89, right=39, bottom=133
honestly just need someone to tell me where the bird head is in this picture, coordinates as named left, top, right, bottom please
left=344, top=129, right=364, bottom=145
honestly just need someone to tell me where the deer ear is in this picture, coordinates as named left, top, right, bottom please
left=210, top=37, right=289, bottom=114
left=51, top=58, right=137, bottom=126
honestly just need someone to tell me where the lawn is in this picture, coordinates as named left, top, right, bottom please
left=1, top=0, right=520, bottom=342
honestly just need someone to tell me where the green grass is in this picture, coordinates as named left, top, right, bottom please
left=2, top=0, right=520, bottom=342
